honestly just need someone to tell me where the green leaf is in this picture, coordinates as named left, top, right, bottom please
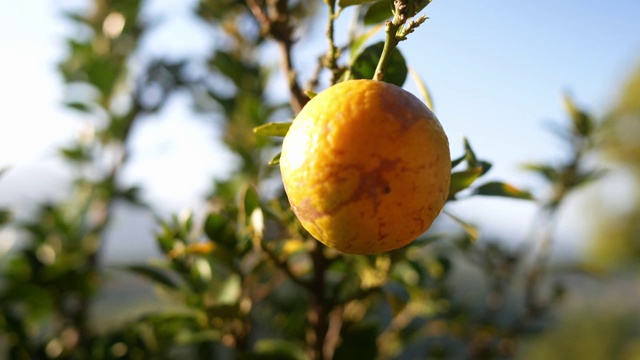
left=563, top=92, right=593, bottom=136
left=473, top=181, right=534, bottom=200
left=62, top=11, right=91, bottom=25
left=363, top=0, right=393, bottom=25
left=444, top=210, right=479, bottom=242
left=522, top=163, right=560, bottom=182
left=408, top=66, right=434, bottom=111
left=216, top=274, right=242, bottom=304
left=241, top=186, right=261, bottom=222
left=349, top=24, right=384, bottom=60
left=448, top=166, right=483, bottom=200
left=59, top=146, right=90, bottom=162
left=204, top=212, right=236, bottom=248
left=0, top=208, right=11, bottom=226
left=253, top=122, right=292, bottom=137
left=174, top=329, right=222, bottom=346
left=339, top=0, right=378, bottom=8
left=240, top=339, right=307, bottom=360
left=304, top=90, right=317, bottom=99
left=210, top=50, right=261, bottom=90
left=410, top=233, right=444, bottom=248
left=573, top=169, right=606, bottom=188
left=64, top=101, right=92, bottom=113
left=190, top=257, right=213, bottom=288
left=451, top=154, right=465, bottom=169
left=87, top=58, right=120, bottom=96
left=463, top=137, right=478, bottom=168
left=205, top=212, right=226, bottom=240
left=334, top=323, right=379, bottom=360
left=157, top=222, right=179, bottom=254
left=478, top=160, right=493, bottom=175
left=124, top=264, right=181, bottom=290
left=406, top=0, right=432, bottom=18
left=349, top=41, right=407, bottom=87
left=268, top=152, right=281, bottom=165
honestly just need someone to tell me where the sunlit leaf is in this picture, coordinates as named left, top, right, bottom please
left=253, top=122, right=292, bottom=137
left=427, top=255, right=451, bottom=280
left=448, top=166, right=483, bottom=200
left=216, top=274, right=241, bottom=304
left=463, top=137, right=478, bottom=168
left=349, top=41, right=407, bottom=86
left=190, top=257, right=213, bottom=286
left=473, top=181, right=534, bottom=200
left=175, top=329, right=222, bottom=345
left=304, top=90, right=317, bottom=99
left=268, top=152, right=281, bottom=165
left=349, top=24, right=384, bottom=60
left=444, top=210, right=479, bottom=242
left=408, top=66, right=434, bottom=111
left=247, top=339, right=307, bottom=360
left=178, top=209, right=194, bottom=234
left=563, top=92, right=593, bottom=136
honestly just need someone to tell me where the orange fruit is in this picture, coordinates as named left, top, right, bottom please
left=280, top=79, right=450, bottom=255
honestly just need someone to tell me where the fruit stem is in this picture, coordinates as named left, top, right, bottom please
left=374, top=0, right=428, bottom=82
left=373, top=1, right=405, bottom=81
left=374, top=20, right=402, bottom=81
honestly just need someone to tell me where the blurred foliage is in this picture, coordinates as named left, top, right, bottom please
left=587, top=62, right=640, bottom=267
left=1, top=0, right=638, bottom=359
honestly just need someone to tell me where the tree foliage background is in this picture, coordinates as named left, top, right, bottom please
left=1, top=0, right=639, bottom=359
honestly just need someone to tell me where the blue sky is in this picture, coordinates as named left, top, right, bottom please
left=0, top=0, right=639, bottom=258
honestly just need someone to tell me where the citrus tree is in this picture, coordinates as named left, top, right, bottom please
left=0, top=0, right=609, bottom=359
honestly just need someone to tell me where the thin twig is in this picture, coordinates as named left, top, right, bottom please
left=324, top=0, right=341, bottom=85
left=246, top=0, right=307, bottom=113
left=260, top=241, right=311, bottom=289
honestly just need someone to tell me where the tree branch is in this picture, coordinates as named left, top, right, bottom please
left=246, top=0, right=307, bottom=113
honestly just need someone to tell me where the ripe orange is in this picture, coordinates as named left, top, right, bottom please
left=280, top=79, right=450, bottom=255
